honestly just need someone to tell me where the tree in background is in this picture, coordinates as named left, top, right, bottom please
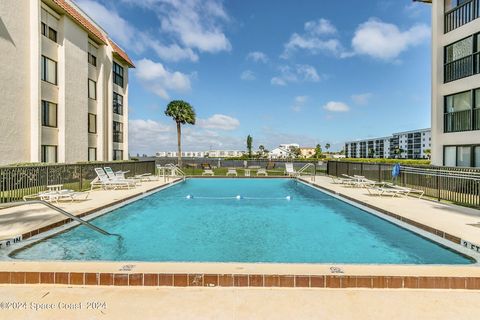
left=246, top=135, right=253, bottom=158
left=288, top=146, right=301, bottom=159
left=165, top=100, right=196, bottom=167
left=314, top=144, right=323, bottom=158
left=424, top=149, right=431, bottom=159
left=258, top=145, right=268, bottom=158
left=325, top=143, right=331, bottom=152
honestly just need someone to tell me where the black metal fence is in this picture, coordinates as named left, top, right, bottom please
left=155, top=157, right=327, bottom=172
left=327, top=161, right=480, bottom=207
left=0, top=161, right=156, bottom=203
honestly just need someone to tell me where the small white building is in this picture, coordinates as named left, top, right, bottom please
left=206, top=150, right=245, bottom=158
left=268, top=147, right=293, bottom=159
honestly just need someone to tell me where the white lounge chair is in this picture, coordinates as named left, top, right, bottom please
left=23, top=189, right=89, bottom=203
left=202, top=169, right=214, bottom=176
left=366, top=185, right=410, bottom=197
left=104, top=167, right=139, bottom=185
left=384, top=183, right=425, bottom=199
left=91, top=168, right=136, bottom=190
left=257, top=168, right=268, bottom=176
left=330, top=176, right=354, bottom=184
left=285, top=163, right=298, bottom=176
left=226, top=168, right=238, bottom=176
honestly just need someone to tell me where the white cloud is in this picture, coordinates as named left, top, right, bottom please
left=197, top=114, right=240, bottom=130
left=323, top=101, right=350, bottom=112
left=77, top=0, right=231, bottom=62
left=271, top=65, right=320, bottom=86
left=246, top=51, right=268, bottom=63
left=292, top=96, right=308, bottom=112
left=351, top=93, right=373, bottom=106
left=404, top=2, right=423, bottom=18
left=240, top=70, right=256, bottom=81
left=282, top=18, right=343, bottom=58
left=304, top=19, right=337, bottom=36
left=350, top=18, right=430, bottom=61
left=135, top=58, right=191, bottom=99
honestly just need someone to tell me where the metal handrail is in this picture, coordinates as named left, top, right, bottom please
left=165, top=163, right=186, bottom=179
left=0, top=200, right=117, bottom=237
left=297, top=163, right=314, bottom=174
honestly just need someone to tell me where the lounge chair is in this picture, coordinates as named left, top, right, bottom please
left=366, top=185, right=410, bottom=198
left=383, top=183, right=425, bottom=199
left=23, top=189, right=89, bottom=203
left=330, top=176, right=354, bottom=184
left=257, top=168, right=268, bottom=176
left=91, top=168, right=136, bottom=190
left=202, top=169, right=214, bottom=176
left=285, top=163, right=298, bottom=176
left=226, top=168, right=238, bottom=176
left=104, top=167, right=139, bottom=185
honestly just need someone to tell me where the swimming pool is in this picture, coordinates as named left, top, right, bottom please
left=11, top=179, right=474, bottom=264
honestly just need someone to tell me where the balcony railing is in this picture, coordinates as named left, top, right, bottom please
left=444, top=109, right=472, bottom=132
left=475, top=108, right=480, bottom=130
left=444, top=55, right=475, bottom=82
left=113, top=132, right=123, bottom=143
left=445, top=0, right=480, bottom=33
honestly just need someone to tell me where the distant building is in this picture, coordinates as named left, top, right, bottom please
left=299, top=147, right=315, bottom=158
left=345, top=128, right=431, bottom=159
left=268, top=144, right=299, bottom=159
left=155, top=150, right=244, bottom=158
left=206, top=150, right=245, bottom=158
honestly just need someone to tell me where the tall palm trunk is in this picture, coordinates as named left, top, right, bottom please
left=176, top=121, right=182, bottom=167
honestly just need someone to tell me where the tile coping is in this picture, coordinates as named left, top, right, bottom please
left=1, top=177, right=480, bottom=290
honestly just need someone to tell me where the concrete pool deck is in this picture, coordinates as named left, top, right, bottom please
left=0, top=285, right=479, bottom=320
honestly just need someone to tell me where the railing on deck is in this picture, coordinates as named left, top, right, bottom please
left=0, top=161, right=156, bottom=203
left=327, top=161, right=480, bottom=207
left=445, top=0, right=480, bottom=33
left=444, top=109, right=472, bottom=132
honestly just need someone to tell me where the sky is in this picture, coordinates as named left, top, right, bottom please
left=75, top=0, right=432, bottom=155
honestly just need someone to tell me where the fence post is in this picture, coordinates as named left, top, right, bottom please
left=378, top=164, right=381, bottom=182
left=436, top=173, right=441, bottom=202
left=79, top=166, right=83, bottom=191
left=360, top=163, right=364, bottom=176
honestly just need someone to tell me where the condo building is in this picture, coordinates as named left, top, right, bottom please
left=345, top=129, right=432, bottom=159
left=0, top=0, right=134, bottom=165
left=418, top=0, right=480, bottom=167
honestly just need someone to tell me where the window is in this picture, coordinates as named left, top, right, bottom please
left=113, top=62, right=124, bottom=87
left=444, top=146, right=457, bottom=166
left=113, top=92, right=123, bottom=115
left=41, top=145, right=57, bottom=163
left=113, top=149, right=123, bottom=160
left=41, top=101, right=57, bottom=127
left=88, top=42, right=97, bottom=67
left=457, top=146, right=472, bottom=167
left=88, top=147, right=97, bottom=161
left=445, top=37, right=473, bottom=63
left=88, top=113, right=97, bottom=133
left=41, top=8, right=58, bottom=43
left=113, top=121, right=123, bottom=143
left=41, top=55, right=57, bottom=84
left=88, top=79, right=96, bottom=100
left=444, top=90, right=473, bottom=132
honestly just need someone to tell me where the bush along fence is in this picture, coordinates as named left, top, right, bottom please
left=327, top=161, right=480, bottom=207
left=0, top=161, right=156, bottom=203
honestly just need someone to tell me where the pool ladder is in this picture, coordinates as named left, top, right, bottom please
left=0, top=200, right=116, bottom=237
left=165, top=163, right=186, bottom=181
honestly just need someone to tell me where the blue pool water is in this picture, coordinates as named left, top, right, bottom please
left=12, top=179, right=474, bottom=264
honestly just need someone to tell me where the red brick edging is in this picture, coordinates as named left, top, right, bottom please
left=1, top=272, right=479, bottom=289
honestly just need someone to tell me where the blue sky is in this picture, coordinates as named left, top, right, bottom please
left=76, top=0, right=432, bottom=154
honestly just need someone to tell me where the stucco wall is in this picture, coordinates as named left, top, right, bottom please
left=0, top=1, right=31, bottom=165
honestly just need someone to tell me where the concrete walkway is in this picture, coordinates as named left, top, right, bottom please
left=300, top=176, right=480, bottom=245
left=0, top=177, right=180, bottom=240
left=0, top=285, right=479, bottom=320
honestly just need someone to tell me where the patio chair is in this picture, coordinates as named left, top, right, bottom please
left=266, top=162, right=276, bottom=170
left=202, top=169, right=215, bottom=176
left=257, top=168, right=268, bottom=176
left=23, top=189, right=89, bottom=203
left=91, top=168, right=136, bottom=190
left=384, top=183, right=425, bottom=199
left=201, top=163, right=212, bottom=170
left=285, top=163, right=298, bottom=177
left=330, top=176, right=354, bottom=184
left=226, top=168, right=238, bottom=176
left=104, top=167, right=139, bottom=185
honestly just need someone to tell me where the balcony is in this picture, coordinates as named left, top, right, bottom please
left=445, top=0, right=480, bottom=33
left=444, top=109, right=472, bottom=132
left=113, top=132, right=123, bottom=143
left=444, top=54, right=480, bottom=82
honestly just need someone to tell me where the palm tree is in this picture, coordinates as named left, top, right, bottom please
left=165, top=100, right=196, bottom=167
left=246, top=135, right=253, bottom=158
left=325, top=143, right=331, bottom=152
